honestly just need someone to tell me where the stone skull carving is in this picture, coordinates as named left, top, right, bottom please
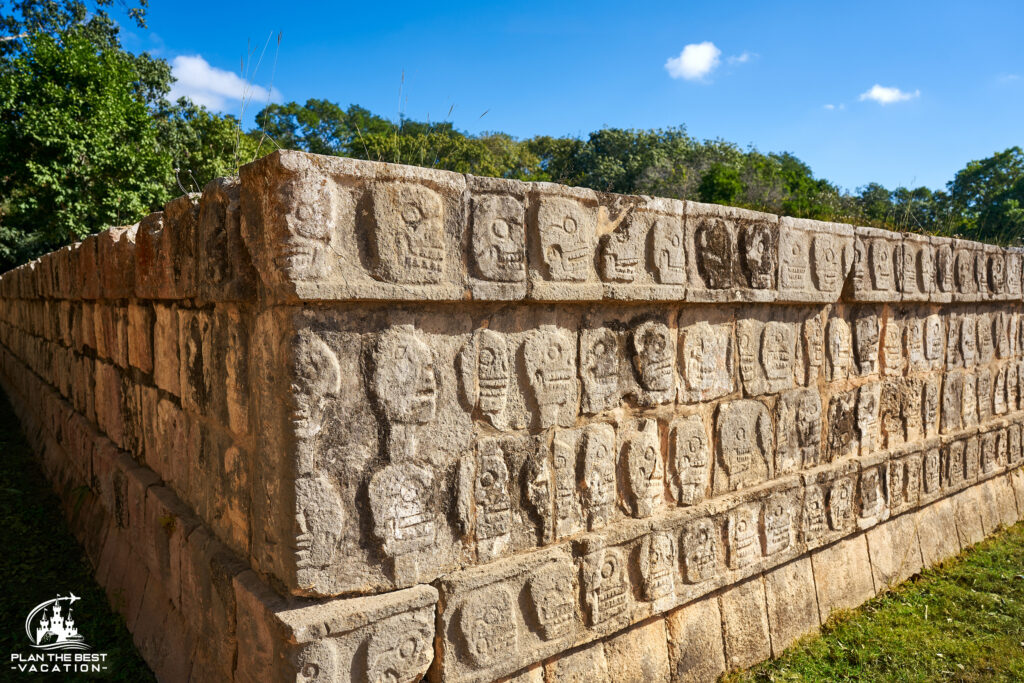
left=624, top=419, right=664, bottom=518
left=584, top=547, right=627, bottom=627
left=761, top=322, right=793, bottom=383
left=581, top=328, right=620, bottom=414
left=371, top=182, right=445, bottom=284
left=472, top=194, right=525, bottom=282
left=869, top=239, right=895, bottom=290
left=368, top=461, right=436, bottom=559
left=475, top=329, right=510, bottom=423
left=826, top=317, right=852, bottom=381
left=936, top=245, right=954, bottom=292
left=728, top=503, right=759, bottom=569
left=853, top=312, right=880, bottom=375
left=525, top=325, right=576, bottom=428
left=640, top=532, right=676, bottom=603
left=682, top=518, right=719, bottom=583
left=741, top=221, right=776, bottom=289
left=924, top=449, right=941, bottom=493
left=717, top=400, right=771, bottom=491
left=581, top=424, right=616, bottom=530
left=669, top=415, right=710, bottom=506
left=694, top=218, right=735, bottom=288
left=924, top=315, right=943, bottom=361
left=537, top=197, right=595, bottom=281
left=632, top=320, right=674, bottom=393
left=989, top=253, right=1006, bottom=292
left=373, top=325, right=437, bottom=426
left=828, top=477, right=854, bottom=530
left=458, top=588, right=517, bottom=667
left=600, top=220, right=643, bottom=282
left=803, top=486, right=826, bottom=542
left=295, top=640, right=339, bottom=682
left=474, top=441, right=511, bottom=544
left=955, top=250, right=976, bottom=293
left=291, top=329, right=341, bottom=444
left=651, top=217, right=686, bottom=284
left=365, top=613, right=434, bottom=683
left=811, top=234, right=844, bottom=291
left=762, top=494, right=793, bottom=555
left=526, top=564, right=576, bottom=641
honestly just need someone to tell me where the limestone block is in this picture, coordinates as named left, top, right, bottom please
left=916, top=497, right=961, bottom=567
left=811, top=534, right=875, bottom=622
left=599, top=197, right=691, bottom=301
left=763, top=556, right=820, bottom=656
left=152, top=303, right=180, bottom=397
left=776, top=388, right=823, bottom=473
left=196, top=176, right=257, bottom=301
left=736, top=314, right=798, bottom=396
left=867, top=513, right=924, bottom=590
left=952, top=238, right=984, bottom=303
left=685, top=201, right=779, bottom=302
left=667, top=413, right=712, bottom=507
left=899, top=232, right=935, bottom=302
left=468, top=176, right=528, bottom=300
left=436, top=548, right=578, bottom=682
left=527, top=184, right=603, bottom=301
left=990, top=474, right=1019, bottom=530
left=851, top=226, right=901, bottom=302
left=96, top=224, right=137, bottom=299
left=240, top=150, right=467, bottom=301
left=127, top=303, right=154, bottom=374
left=543, top=643, right=610, bottom=683
left=953, top=484, right=986, bottom=547
left=234, top=572, right=438, bottom=683
left=777, top=217, right=854, bottom=302
left=713, top=399, right=773, bottom=494
left=665, top=595, right=726, bottom=683
left=601, top=619, right=670, bottom=683
left=719, top=576, right=771, bottom=670
left=74, top=235, right=100, bottom=300
left=931, top=236, right=956, bottom=303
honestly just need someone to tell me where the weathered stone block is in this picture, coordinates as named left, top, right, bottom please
left=763, top=556, right=820, bottom=656
left=720, top=576, right=771, bottom=670
left=665, top=595, right=726, bottom=683
left=811, top=534, right=875, bottom=622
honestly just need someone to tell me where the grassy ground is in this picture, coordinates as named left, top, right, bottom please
left=728, top=522, right=1024, bottom=682
left=0, top=391, right=154, bottom=681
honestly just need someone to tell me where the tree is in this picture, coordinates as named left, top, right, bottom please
left=946, top=147, right=1024, bottom=243
left=697, top=163, right=744, bottom=205
left=0, top=28, right=169, bottom=268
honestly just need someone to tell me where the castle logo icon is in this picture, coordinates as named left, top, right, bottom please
left=24, top=594, right=89, bottom=651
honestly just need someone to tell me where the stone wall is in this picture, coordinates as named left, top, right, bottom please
left=1, top=149, right=1024, bottom=682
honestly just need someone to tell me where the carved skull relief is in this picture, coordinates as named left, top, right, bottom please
left=474, top=440, right=512, bottom=545
left=624, top=419, right=664, bottom=518
left=537, top=197, right=595, bottom=281
left=651, top=216, right=686, bottom=284
left=365, top=612, right=434, bottom=683
left=740, top=221, right=776, bottom=289
left=728, top=503, right=760, bottom=569
left=525, top=325, right=576, bottom=428
left=600, top=220, right=643, bottom=282
left=812, top=234, right=844, bottom=291
left=669, top=414, right=710, bottom=506
left=581, top=424, right=616, bottom=530
left=632, top=320, right=675, bottom=393
left=828, top=477, right=854, bottom=530
left=458, top=588, right=517, bottom=667
left=640, top=532, right=677, bottom=603
left=826, top=317, right=853, bottom=381
left=682, top=518, right=720, bottom=583
left=584, top=547, right=628, bottom=627
left=581, top=328, right=620, bottom=414
left=526, top=564, right=575, bottom=641
left=371, top=182, right=445, bottom=284
left=368, top=461, right=436, bottom=559
left=373, top=325, right=437, bottom=426
left=472, top=194, right=525, bottom=282
left=694, top=218, right=735, bottom=288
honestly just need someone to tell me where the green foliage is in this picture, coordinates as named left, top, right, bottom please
left=0, top=28, right=170, bottom=268
left=728, top=522, right=1024, bottom=682
left=698, top=163, right=744, bottom=205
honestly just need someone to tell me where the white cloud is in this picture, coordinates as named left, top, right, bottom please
left=169, top=54, right=281, bottom=111
left=824, top=104, right=835, bottom=110
left=823, top=103, right=845, bottom=111
left=728, top=52, right=753, bottom=65
left=858, top=84, right=920, bottom=105
left=665, top=42, right=722, bottom=81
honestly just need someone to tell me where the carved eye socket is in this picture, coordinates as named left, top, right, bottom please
left=735, top=427, right=747, bottom=441
left=736, top=519, right=748, bottom=533
left=398, top=636, right=421, bottom=660
left=562, top=217, right=578, bottom=234
left=402, top=206, right=423, bottom=223
left=671, top=234, right=682, bottom=247
left=480, top=471, right=495, bottom=487
left=687, top=437, right=701, bottom=454
left=601, top=558, right=616, bottom=578
left=490, top=219, right=510, bottom=240
left=479, top=349, right=495, bottom=366
left=546, top=343, right=563, bottom=361
left=593, top=340, right=606, bottom=356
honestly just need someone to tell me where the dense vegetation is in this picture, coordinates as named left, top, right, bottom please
left=2, top=1, right=1023, bottom=273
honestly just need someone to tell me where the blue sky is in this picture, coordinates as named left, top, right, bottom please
left=116, top=0, right=1023, bottom=192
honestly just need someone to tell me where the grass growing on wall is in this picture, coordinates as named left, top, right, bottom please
left=729, top=521, right=1024, bottom=682
left=0, top=391, right=154, bottom=681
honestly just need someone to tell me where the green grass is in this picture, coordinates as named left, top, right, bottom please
left=728, top=523, right=1024, bottom=682
left=0, top=391, right=154, bottom=681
